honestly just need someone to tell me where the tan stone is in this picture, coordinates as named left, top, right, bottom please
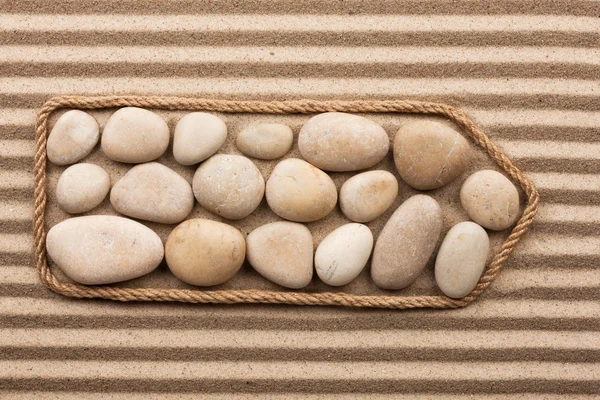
left=298, top=112, right=390, bottom=171
left=47, top=110, right=99, bottom=166
left=56, top=163, right=110, bottom=214
left=460, top=169, right=520, bottom=231
left=173, top=112, right=227, bottom=165
left=192, top=154, right=265, bottom=220
left=371, top=195, right=442, bottom=290
left=339, top=170, right=398, bottom=223
left=165, top=218, right=245, bottom=286
left=246, top=221, right=313, bottom=289
left=236, top=123, right=294, bottom=160
left=393, top=120, right=470, bottom=190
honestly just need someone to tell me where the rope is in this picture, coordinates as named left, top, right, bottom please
left=33, top=96, right=540, bottom=309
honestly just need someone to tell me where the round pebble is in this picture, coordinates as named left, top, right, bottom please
left=339, top=170, right=398, bottom=223
left=246, top=221, right=313, bottom=289
left=101, top=107, right=169, bottom=163
left=56, top=163, right=110, bottom=214
left=393, top=120, right=470, bottom=190
left=315, top=223, right=373, bottom=286
left=298, top=112, right=390, bottom=171
left=192, top=154, right=265, bottom=220
left=47, top=110, right=99, bottom=166
left=435, top=221, right=490, bottom=298
left=236, top=123, right=293, bottom=160
left=111, top=162, right=194, bottom=224
left=371, top=194, right=442, bottom=290
left=266, top=158, right=337, bottom=222
left=166, top=219, right=245, bottom=286
left=173, top=112, right=227, bottom=165
left=46, top=215, right=164, bottom=285
left=460, top=170, right=520, bottom=231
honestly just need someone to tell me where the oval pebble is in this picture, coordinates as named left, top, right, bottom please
left=47, top=110, right=99, bottom=166
left=101, top=107, right=169, bottom=163
left=315, top=223, right=373, bottom=286
left=266, top=158, right=337, bottom=222
left=246, top=221, right=313, bottom=289
left=111, top=162, right=194, bottom=224
left=371, top=194, right=442, bottom=290
left=339, top=170, right=398, bottom=223
left=393, top=120, right=470, bottom=190
left=56, top=163, right=110, bottom=214
left=192, top=154, right=265, bottom=220
left=46, top=215, right=164, bottom=285
left=236, top=123, right=294, bottom=160
left=460, top=170, right=520, bottom=231
left=165, top=219, right=245, bottom=286
left=298, top=112, right=390, bottom=172
left=173, top=112, right=227, bottom=165
left=435, top=221, right=490, bottom=298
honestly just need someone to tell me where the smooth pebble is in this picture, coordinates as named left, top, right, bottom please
left=339, top=170, right=398, bottom=222
left=435, top=221, right=490, bottom=298
left=236, top=123, right=293, bottom=160
left=47, top=110, right=99, bottom=166
left=371, top=194, right=442, bottom=290
left=246, top=221, right=313, bottom=289
left=56, top=163, right=110, bottom=214
left=173, top=112, right=227, bottom=165
left=46, top=215, right=164, bottom=285
left=111, top=162, right=194, bottom=224
left=266, top=158, right=337, bottom=222
left=315, top=223, right=373, bottom=286
left=165, top=219, right=245, bottom=286
left=192, top=154, right=265, bottom=220
left=298, top=112, right=390, bottom=171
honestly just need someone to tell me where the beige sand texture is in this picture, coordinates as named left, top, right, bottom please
left=1, top=0, right=600, bottom=397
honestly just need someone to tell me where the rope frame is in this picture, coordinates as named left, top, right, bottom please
left=33, top=96, right=540, bottom=309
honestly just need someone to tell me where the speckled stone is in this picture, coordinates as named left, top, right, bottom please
left=47, top=110, right=99, bottom=166
left=56, top=163, right=110, bottom=214
left=173, top=112, right=227, bottom=165
left=46, top=215, right=164, bottom=285
left=339, top=170, right=398, bottom=223
left=236, top=123, right=294, bottom=160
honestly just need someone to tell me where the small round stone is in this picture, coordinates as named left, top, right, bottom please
left=299, top=112, right=390, bottom=171
left=371, top=194, right=442, bottom=290
left=339, top=170, right=398, bottom=223
left=56, top=163, right=110, bottom=214
left=315, top=223, right=373, bottom=286
left=460, top=170, right=520, bottom=231
left=247, top=221, right=313, bottom=289
left=435, top=221, right=490, bottom=298
left=166, top=219, right=245, bottom=286
left=236, top=123, right=294, bottom=160
left=173, top=112, right=227, bottom=165
left=192, top=154, right=265, bottom=220
left=266, top=158, right=337, bottom=222
left=101, top=107, right=169, bottom=163
left=110, top=162, right=194, bottom=224
left=46, top=215, right=164, bottom=285
left=393, top=120, right=470, bottom=190
left=47, top=110, right=99, bottom=166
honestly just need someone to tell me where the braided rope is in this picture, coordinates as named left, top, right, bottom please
left=33, top=96, right=539, bottom=309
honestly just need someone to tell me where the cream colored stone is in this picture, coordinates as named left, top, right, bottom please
left=371, top=194, right=442, bottom=290
left=56, top=163, right=110, bottom=214
left=339, top=170, right=398, bottom=223
left=246, top=221, right=313, bottom=289
left=110, top=162, right=194, bottom=224
left=46, top=215, right=163, bottom=285
left=393, top=120, right=470, bottom=190
left=236, top=123, right=293, bottom=160
left=192, top=154, right=265, bottom=220
left=460, top=169, right=520, bottom=231
left=101, top=107, right=169, bottom=163
left=266, top=158, right=337, bottom=222
left=47, top=110, right=99, bottom=166
left=173, top=112, right=227, bottom=165
left=298, top=112, right=390, bottom=171
left=435, top=221, right=490, bottom=299
left=315, top=223, right=373, bottom=286
left=165, top=219, right=245, bottom=286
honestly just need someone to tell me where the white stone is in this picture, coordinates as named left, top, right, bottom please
left=173, top=112, right=227, bottom=165
left=56, top=163, right=110, bottom=214
left=47, top=110, right=99, bottom=166
left=236, top=123, right=293, bottom=160
left=339, top=170, right=398, bottom=223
